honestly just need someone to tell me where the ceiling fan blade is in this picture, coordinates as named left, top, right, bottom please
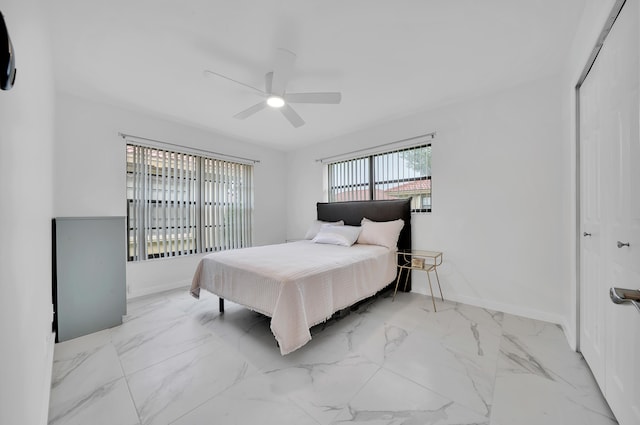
left=284, top=92, right=342, bottom=104
left=265, top=72, right=273, bottom=94
left=204, top=70, right=266, bottom=95
left=271, top=48, right=296, bottom=96
left=233, top=102, right=267, bottom=120
left=280, top=104, right=305, bottom=128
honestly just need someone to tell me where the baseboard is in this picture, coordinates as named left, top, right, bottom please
left=127, top=279, right=191, bottom=300
left=40, top=331, right=55, bottom=425
left=441, top=292, right=566, bottom=328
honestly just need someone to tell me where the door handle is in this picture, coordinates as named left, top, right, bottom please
left=617, top=241, right=630, bottom=248
left=610, top=287, right=640, bottom=313
left=583, top=232, right=592, bottom=237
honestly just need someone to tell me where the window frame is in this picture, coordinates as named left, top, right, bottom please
left=327, top=143, right=432, bottom=213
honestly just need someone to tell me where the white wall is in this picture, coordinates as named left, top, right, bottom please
left=559, top=0, right=617, bottom=349
left=286, top=75, right=569, bottom=325
left=54, top=93, right=288, bottom=297
left=0, top=1, right=56, bottom=424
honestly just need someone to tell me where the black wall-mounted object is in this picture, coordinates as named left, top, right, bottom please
left=1, top=11, right=17, bottom=91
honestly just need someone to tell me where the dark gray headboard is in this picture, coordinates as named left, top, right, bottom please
left=316, top=199, right=412, bottom=291
left=316, top=198, right=412, bottom=254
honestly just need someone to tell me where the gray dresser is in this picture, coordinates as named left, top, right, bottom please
left=53, top=217, right=127, bottom=342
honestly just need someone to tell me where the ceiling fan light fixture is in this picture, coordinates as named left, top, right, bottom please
left=267, top=95, right=285, bottom=108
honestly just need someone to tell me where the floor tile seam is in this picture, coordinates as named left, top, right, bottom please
left=357, top=349, right=386, bottom=368
left=130, top=364, right=253, bottom=425
left=421, top=329, right=504, bottom=366
left=495, top=331, right=600, bottom=397
left=52, top=372, right=125, bottom=401
left=560, top=393, right=618, bottom=422
left=53, top=327, right=115, bottom=354
left=118, top=332, right=217, bottom=378
left=491, top=323, right=601, bottom=421
left=119, top=307, right=194, bottom=331
left=314, top=364, right=383, bottom=424
left=51, top=340, right=120, bottom=390
left=127, top=289, right=198, bottom=315
left=378, top=365, right=489, bottom=418
left=47, top=376, right=136, bottom=425
left=492, top=364, right=617, bottom=418
left=49, top=339, right=129, bottom=405
left=48, top=375, right=135, bottom=425
left=115, top=339, right=144, bottom=425
left=127, top=288, right=186, bottom=307
left=483, top=326, right=509, bottom=423
left=490, top=370, right=619, bottom=424
left=124, top=292, right=180, bottom=314
left=161, top=363, right=276, bottom=425
left=121, top=375, right=143, bottom=425
left=164, top=382, right=325, bottom=425
left=272, top=393, right=337, bottom=425
left=163, top=389, right=227, bottom=425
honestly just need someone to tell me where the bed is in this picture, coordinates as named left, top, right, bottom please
left=190, top=199, right=412, bottom=354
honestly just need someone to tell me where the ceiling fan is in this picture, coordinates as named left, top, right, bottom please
left=204, top=48, right=342, bottom=128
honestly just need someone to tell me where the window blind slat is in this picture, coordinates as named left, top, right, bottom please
left=162, top=150, right=168, bottom=258
left=154, top=150, right=160, bottom=258
left=225, top=161, right=230, bottom=251
left=213, top=159, right=219, bottom=251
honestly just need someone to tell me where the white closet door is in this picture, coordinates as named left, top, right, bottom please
left=579, top=58, right=607, bottom=386
left=580, top=46, right=607, bottom=386
left=603, top=0, right=640, bottom=421
left=579, top=1, right=640, bottom=424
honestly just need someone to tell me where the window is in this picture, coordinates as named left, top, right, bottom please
left=328, top=144, right=431, bottom=212
left=126, top=144, right=253, bottom=261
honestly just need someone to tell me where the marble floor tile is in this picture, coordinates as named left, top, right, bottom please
left=261, top=354, right=380, bottom=424
left=48, top=377, right=139, bottom=425
left=170, top=372, right=321, bottom=425
left=126, top=337, right=256, bottom=425
left=112, top=307, right=214, bottom=375
left=331, top=368, right=489, bottom=424
left=492, top=314, right=617, bottom=425
left=304, top=309, right=413, bottom=366
left=382, top=324, right=498, bottom=417
left=48, top=289, right=618, bottom=425
left=124, top=292, right=177, bottom=323
left=49, top=330, right=125, bottom=424
left=490, top=373, right=617, bottom=425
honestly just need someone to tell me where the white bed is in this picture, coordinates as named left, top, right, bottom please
left=191, top=240, right=396, bottom=354
left=190, top=199, right=412, bottom=355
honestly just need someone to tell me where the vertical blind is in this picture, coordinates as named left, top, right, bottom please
left=126, top=144, right=253, bottom=261
left=328, top=156, right=371, bottom=201
left=328, top=144, right=431, bottom=212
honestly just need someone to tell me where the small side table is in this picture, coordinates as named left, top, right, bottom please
left=393, top=250, right=444, bottom=311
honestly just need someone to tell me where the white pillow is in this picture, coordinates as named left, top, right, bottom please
left=312, top=224, right=362, bottom=247
left=304, top=220, right=344, bottom=240
left=357, top=217, right=404, bottom=249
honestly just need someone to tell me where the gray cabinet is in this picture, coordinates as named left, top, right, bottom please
left=54, top=217, right=126, bottom=342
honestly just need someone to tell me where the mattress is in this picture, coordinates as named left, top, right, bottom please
left=190, top=240, right=397, bottom=354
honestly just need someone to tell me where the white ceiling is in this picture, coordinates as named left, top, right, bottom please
left=48, top=0, right=587, bottom=151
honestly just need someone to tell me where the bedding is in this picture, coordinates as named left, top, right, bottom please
left=191, top=240, right=396, bottom=354
left=190, top=198, right=412, bottom=355
left=312, top=224, right=361, bottom=246
left=303, top=219, right=344, bottom=239
left=357, top=217, right=405, bottom=249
